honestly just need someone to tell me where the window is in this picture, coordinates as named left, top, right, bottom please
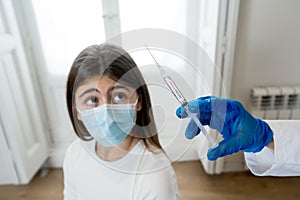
left=32, top=0, right=105, bottom=75
left=118, top=0, right=188, bottom=76
left=119, top=0, right=186, bottom=34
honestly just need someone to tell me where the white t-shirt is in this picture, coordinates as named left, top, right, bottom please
left=63, top=139, right=180, bottom=200
left=245, top=120, right=300, bottom=176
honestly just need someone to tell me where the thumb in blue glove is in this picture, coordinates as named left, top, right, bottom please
left=176, top=96, right=273, bottom=160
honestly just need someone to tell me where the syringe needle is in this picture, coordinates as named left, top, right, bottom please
left=145, top=45, right=215, bottom=148
left=145, top=45, right=159, bottom=65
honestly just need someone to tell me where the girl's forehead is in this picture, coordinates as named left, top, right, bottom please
left=80, top=75, right=116, bottom=88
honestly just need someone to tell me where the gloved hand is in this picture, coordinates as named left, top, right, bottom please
left=176, top=96, right=273, bottom=160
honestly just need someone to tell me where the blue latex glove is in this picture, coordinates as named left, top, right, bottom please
left=176, top=96, right=273, bottom=160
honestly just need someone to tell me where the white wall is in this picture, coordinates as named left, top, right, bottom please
left=231, top=0, right=300, bottom=108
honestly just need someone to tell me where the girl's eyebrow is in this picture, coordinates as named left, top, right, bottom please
left=79, top=88, right=100, bottom=98
left=110, top=85, right=132, bottom=92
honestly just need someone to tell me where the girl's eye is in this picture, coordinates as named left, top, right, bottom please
left=112, top=93, right=129, bottom=103
left=86, top=96, right=99, bottom=106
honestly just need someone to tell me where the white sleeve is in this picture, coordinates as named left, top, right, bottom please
left=244, top=120, right=300, bottom=176
left=135, top=165, right=181, bottom=200
left=63, top=142, right=77, bottom=200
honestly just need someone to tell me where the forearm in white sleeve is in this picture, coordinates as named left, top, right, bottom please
left=244, top=120, right=300, bottom=176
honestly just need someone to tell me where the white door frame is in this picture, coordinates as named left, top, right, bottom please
left=192, top=0, right=240, bottom=174
left=213, top=0, right=240, bottom=174
left=214, top=0, right=240, bottom=98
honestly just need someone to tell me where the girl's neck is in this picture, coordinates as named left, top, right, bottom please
left=95, top=136, right=140, bottom=162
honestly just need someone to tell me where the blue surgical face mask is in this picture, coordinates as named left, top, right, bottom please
left=78, top=102, right=137, bottom=147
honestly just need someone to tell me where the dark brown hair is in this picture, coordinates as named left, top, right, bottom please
left=66, top=43, right=162, bottom=151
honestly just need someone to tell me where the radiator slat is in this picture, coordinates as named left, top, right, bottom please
left=250, top=86, right=300, bottom=120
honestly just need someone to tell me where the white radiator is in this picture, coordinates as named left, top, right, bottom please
left=250, top=86, right=300, bottom=119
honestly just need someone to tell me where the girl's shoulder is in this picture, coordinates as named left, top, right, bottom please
left=64, top=138, right=95, bottom=161
left=135, top=148, right=180, bottom=199
left=65, top=138, right=87, bottom=153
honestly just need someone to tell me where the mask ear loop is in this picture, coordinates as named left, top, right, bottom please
left=134, top=96, right=139, bottom=105
left=74, top=107, right=94, bottom=140
left=76, top=107, right=82, bottom=113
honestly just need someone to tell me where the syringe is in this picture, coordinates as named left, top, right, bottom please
left=145, top=46, right=215, bottom=147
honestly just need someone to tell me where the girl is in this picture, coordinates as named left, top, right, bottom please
left=64, top=44, right=180, bottom=199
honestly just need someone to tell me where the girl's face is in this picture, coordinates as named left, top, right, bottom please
left=75, top=75, right=141, bottom=120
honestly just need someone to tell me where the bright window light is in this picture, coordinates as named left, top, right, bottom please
left=32, top=0, right=105, bottom=75
left=119, top=0, right=186, bottom=34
